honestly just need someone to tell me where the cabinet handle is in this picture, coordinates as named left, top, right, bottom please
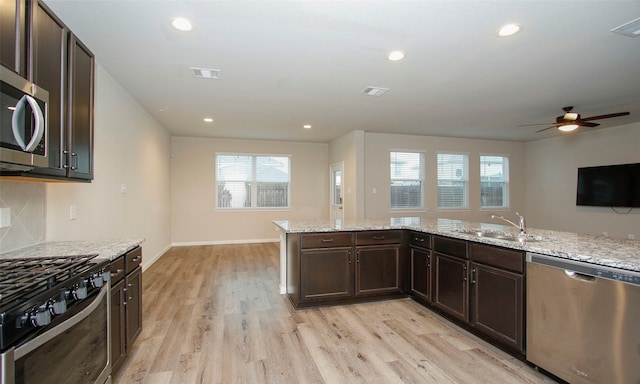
left=463, top=264, right=467, bottom=281
left=347, top=251, right=351, bottom=264
left=471, top=268, right=476, bottom=284
left=372, top=236, right=385, bottom=240
left=70, top=152, right=78, bottom=170
left=131, top=256, right=141, bottom=262
left=356, top=251, right=360, bottom=263
left=320, top=238, right=334, bottom=243
left=63, top=150, right=70, bottom=169
left=110, top=268, right=124, bottom=277
left=414, top=237, right=425, bottom=243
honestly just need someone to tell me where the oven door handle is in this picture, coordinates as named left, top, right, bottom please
left=13, top=283, right=108, bottom=360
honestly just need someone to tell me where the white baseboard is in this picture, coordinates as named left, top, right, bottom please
left=171, top=238, right=280, bottom=247
left=141, top=244, right=171, bottom=271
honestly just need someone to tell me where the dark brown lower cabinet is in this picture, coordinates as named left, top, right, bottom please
left=287, top=231, right=404, bottom=308
left=433, top=252, right=468, bottom=322
left=468, top=243, right=524, bottom=353
left=410, top=246, right=431, bottom=303
left=109, top=247, right=142, bottom=373
left=300, top=247, right=353, bottom=301
left=355, top=245, right=401, bottom=296
left=469, top=262, right=523, bottom=351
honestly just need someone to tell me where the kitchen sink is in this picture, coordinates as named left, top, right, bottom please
left=452, top=229, right=553, bottom=243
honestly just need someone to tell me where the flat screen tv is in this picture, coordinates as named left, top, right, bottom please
left=576, top=163, right=640, bottom=207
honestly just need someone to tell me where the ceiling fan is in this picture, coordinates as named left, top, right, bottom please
left=521, top=106, right=630, bottom=133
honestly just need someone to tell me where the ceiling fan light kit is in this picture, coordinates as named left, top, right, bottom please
left=558, top=124, right=579, bottom=132
left=523, top=106, right=631, bottom=134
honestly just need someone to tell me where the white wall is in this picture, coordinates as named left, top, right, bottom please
left=524, top=122, right=640, bottom=239
left=171, top=136, right=329, bottom=244
left=329, top=130, right=365, bottom=220
left=362, top=132, right=526, bottom=222
left=46, top=64, right=172, bottom=268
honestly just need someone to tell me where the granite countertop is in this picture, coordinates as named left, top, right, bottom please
left=0, top=239, right=144, bottom=261
left=273, top=217, right=640, bottom=273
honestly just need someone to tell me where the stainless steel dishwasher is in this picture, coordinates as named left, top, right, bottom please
left=526, top=252, right=640, bottom=384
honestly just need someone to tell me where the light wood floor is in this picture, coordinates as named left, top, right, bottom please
left=113, top=243, right=556, bottom=384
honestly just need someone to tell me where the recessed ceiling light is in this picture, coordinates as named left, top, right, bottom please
left=497, top=23, right=521, bottom=37
left=388, top=51, right=405, bottom=61
left=204, top=118, right=213, bottom=123
left=303, top=124, right=312, bottom=129
left=158, top=106, right=168, bottom=112
left=171, top=17, right=193, bottom=32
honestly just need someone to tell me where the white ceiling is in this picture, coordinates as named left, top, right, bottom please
left=45, top=0, right=640, bottom=143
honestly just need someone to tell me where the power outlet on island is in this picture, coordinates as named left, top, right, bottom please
left=69, top=205, right=77, bottom=221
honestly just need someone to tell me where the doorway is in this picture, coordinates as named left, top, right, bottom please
left=330, top=162, right=344, bottom=222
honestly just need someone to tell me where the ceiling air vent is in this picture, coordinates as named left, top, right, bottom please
left=361, top=86, right=390, bottom=97
left=611, top=17, right=640, bottom=38
left=190, top=67, right=221, bottom=79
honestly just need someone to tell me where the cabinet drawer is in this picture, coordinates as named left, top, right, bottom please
left=433, top=236, right=468, bottom=259
left=125, top=247, right=142, bottom=273
left=409, top=231, right=432, bottom=248
left=356, top=230, right=402, bottom=245
left=301, top=232, right=352, bottom=248
left=109, top=256, right=125, bottom=284
left=469, top=243, right=524, bottom=273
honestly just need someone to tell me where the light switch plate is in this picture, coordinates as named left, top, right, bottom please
left=0, top=207, right=11, bottom=228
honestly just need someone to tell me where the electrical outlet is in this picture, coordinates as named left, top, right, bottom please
left=120, top=184, right=127, bottom=194
left=602, top=231, right=608, bottom=237
left=70, top=205, right=77, bottom=220
left=0, top=207, right=11, bottom=228
left=628, top=234, right=636, bottom=240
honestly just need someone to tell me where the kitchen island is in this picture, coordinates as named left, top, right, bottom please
left=274, top=216, right=640, bottom=361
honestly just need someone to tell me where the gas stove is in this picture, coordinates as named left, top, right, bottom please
left=0, top=254, right=109, bottom=351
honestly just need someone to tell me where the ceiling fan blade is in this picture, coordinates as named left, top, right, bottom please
left=518, top=122, right=556, bottom=127
left=578, top=121, right=600, bottom=128
left=535, top=125, right=559, bottom=133
left=581, top=112, right=630, bottom=121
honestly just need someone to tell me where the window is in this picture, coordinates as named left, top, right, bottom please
left=216, top=154, right=290, bottom=209
left=437, top=153, right=469, bottom=208
left=480, top=155, right=509, bottom=208
left=390, top=151, right=424, bottom=209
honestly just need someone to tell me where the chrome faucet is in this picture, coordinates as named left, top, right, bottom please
left=491, top=212, right=526, bottom=235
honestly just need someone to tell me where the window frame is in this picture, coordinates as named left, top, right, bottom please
left=480, top=154, right=510, bottom=209
left=436, top=152, right=469, bottom=209
left=390, top=150, right=425, bottom=210
left=215, top=153, right=292, bottom=210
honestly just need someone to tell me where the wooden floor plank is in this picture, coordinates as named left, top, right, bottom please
left=113, top=243, right=556, bottom=384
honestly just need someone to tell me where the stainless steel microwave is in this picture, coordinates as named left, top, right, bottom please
left=0, top=65, right=48, bottom=171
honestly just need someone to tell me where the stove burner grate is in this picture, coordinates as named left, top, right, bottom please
left=0, top=254, right=99, bottom=308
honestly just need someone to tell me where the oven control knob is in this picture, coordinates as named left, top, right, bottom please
left=30, top=305, right=52, bottom=327
left=90, top=272, right=104, bottom=288
left=49, top=297, right=67, bottom=315
left=72, top=282, right=88, bottom=300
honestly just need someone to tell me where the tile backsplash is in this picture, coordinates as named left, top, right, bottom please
left=0, top=181, right=45, bottom=253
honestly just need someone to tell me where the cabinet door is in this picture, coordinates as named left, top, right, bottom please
left=29, top=1, right=68, bottom=176
left=410, top=246, right=431, bottom=303
left=66, top=34, right=94, bottom=179
left=110, top=279, right=126, bottom=373
left=300, top=247, right=353, bottom=302
left=0, top=0, right=26, bottom=75
left=433, top=252, right=468, bottom=322
left=125, top=266, right=142, bottom=348
left=356, top=245, right=401, bottom=296
left=470, top=262, right=523, bottom=352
